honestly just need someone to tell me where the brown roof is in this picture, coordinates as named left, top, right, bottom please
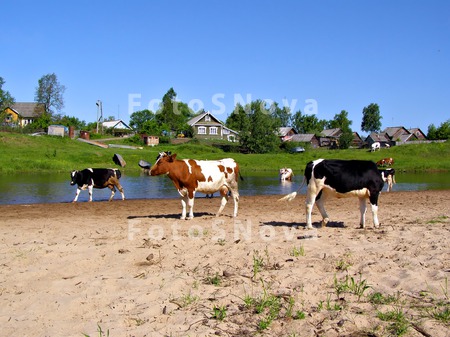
left=9, top=102, right=45, bottom=118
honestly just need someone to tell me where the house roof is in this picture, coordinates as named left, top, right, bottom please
left=290, top=134, right=317, bottom=142
left=383, top=126, right=409, bottom=139
left=409, top=128, right=427, bottom=138
left=102, top=120, right=132, bottom=130
left=278, top=127, right=297, bottom=137
left=188, top=111, right=239, bottom=134
left=188, top=111, right=220, bottom=125
left=321, top=128, right=342, bottom=137
left=367, top=132, right=390, bottom=142
left=9, top=102, right=45, bottom=118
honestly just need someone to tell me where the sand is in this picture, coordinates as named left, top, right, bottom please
left=0, top=190, right=449, bottom=336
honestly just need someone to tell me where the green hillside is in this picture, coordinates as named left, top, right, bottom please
left=0, top=132, right=449, bottom=174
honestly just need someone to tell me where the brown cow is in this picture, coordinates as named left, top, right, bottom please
left=376, top=157, right=395, bottom=167
left=149, top=152, right=241, bottom=219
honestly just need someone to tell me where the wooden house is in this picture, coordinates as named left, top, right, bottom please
left=408, top=128, right=427, bottom=140
left=320, top=128, right=342, bottom=148
left=290, top=133, right=320, bottom=148
left=278, top=127, right=297, bottom=142
left=4, top=102, right=45, bottom=127
left=187, top=111, right=239, bottom=142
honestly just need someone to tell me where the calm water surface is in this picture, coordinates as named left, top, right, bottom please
left=0, top=171, right=449, bottom=205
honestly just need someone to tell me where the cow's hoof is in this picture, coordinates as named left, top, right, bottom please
left=359, top=224, right=365, bottom=229
left=306, top=225, right=314, bottom=230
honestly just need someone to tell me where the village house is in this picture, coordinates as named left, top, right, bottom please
left=3, top=102, right=45, bottom=127
left=102, top=119, right=133, bottom=136
left=366, top=126, right=428, bottom=147
left=187, top=111, right=239, bottom=142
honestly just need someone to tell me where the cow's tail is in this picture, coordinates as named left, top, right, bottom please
left=278, top=192, right=298, bottom=202
left=115, top=169, right=122, bottom=179
left=278, top=175, right=306, bottom=202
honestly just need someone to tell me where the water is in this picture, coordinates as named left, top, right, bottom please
left=0, top=171, right=449, bottom=205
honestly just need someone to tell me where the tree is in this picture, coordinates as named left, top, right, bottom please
left=53, top=114, right=86, bottom=129
left=35, top=73, right=66, bottom=114
left=155, top=88, right=194, bottom=134
left=0, top=77, right=15, bottom=111
left=226, top=100, right=280, bottom=153
left=329, top=110, right=354, bottom=149
left=428, top=119, right=450, bottom=140
left=271, top=102, right=291, bottom=128
left=130, top=109, right=156, bottom=132
left=361, top=103, right=382, bottom=133
left=0, top=77, right=15, bottom=125
left=291, top=110, right=327, bottom=134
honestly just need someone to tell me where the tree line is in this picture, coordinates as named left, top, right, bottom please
left=1, top=76, right=449, bottom=152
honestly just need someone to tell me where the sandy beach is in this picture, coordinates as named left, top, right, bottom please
left=1, top=190, right=449, bottom=336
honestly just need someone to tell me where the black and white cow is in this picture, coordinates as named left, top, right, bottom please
left=70, top=168, right=125, bottom=202
left=379, top=168, right=396, bottom=192
left=280, top=159, right=384, bottom=229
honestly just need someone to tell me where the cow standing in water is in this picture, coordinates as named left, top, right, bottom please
left=379, top=168, right=396, bottom=192
left=70, top=168, right=125, bottom=202
left=280, top=159, right=384, bottom=229
left=279, top=168, right=294, bottom=181
left=149, top=152, right=241, bottom=219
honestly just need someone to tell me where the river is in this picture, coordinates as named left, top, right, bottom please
left=1, top=171, right=450, bottom=205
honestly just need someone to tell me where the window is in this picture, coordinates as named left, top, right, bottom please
left=223, top=129, right=230, bottom=135
left=209, top=127, right=218, bottom=135
left=205, top=115, right=211, bottom=122
left=198, top=126, right=206, bottom=134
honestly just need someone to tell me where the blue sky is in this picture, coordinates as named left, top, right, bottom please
left=2, top=1, right=449, bottom=134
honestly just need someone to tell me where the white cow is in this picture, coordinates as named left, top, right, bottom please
left=371, top=142, right=381, bottom=152
left=279, top=168, right=294, bottom=181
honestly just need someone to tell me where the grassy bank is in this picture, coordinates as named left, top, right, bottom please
left=1, top=132, right=449, bottom=174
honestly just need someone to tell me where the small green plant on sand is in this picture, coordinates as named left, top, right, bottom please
left=211, top=305, right=227, bottom=321
left=82, top=324, right=109, bottom=337
left=290, top=245, right=305, bottom=257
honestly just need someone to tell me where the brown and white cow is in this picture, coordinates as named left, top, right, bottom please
left=376, top=157, right=395, bottom=167
left=279, top=167, right=294, bottom=181
left=149, top=152, right=241, bottom=219
left=279, top=159, right=384, bottom=229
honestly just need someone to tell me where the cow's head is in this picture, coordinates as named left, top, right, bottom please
left=150, top=152, right=177, bottom=176
left=70, top=170, right=79, bottom=185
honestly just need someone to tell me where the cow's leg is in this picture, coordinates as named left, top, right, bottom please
left=88, top=185, right=93, bottom=202
left=216, top=186, right=229, bottom=217
left=73, top=188, right=81, bottom=202
left=359, top=197, right=367, bottom=228
left=116, top=183, right=125, bottom=200
left=305, top=191, right=317, bottom=229
left=371, top=203, right=380, bottom=228
left=315, top=193, right=330, bottom=227
left=369, top=193, right=380, bottom=228
left=180, top=195, right=188, bottom=220
left=232, top=189, right=239, bottom=218
left=187, top=194, right=195, bottom=220
left=108, top=186, right=116, bottom=201
left=387, top=176, right=392, bottom=192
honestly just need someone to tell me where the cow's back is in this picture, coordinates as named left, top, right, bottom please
left=309, top=159, right=383, bottom=194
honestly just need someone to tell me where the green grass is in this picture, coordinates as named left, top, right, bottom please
left=1, top=132, right=449, bottom=174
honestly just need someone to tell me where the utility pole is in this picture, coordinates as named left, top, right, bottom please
left=96, top=100, right=103, bottom=134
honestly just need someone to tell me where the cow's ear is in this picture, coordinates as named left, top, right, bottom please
left=170, top=153, right=177, bottom=161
